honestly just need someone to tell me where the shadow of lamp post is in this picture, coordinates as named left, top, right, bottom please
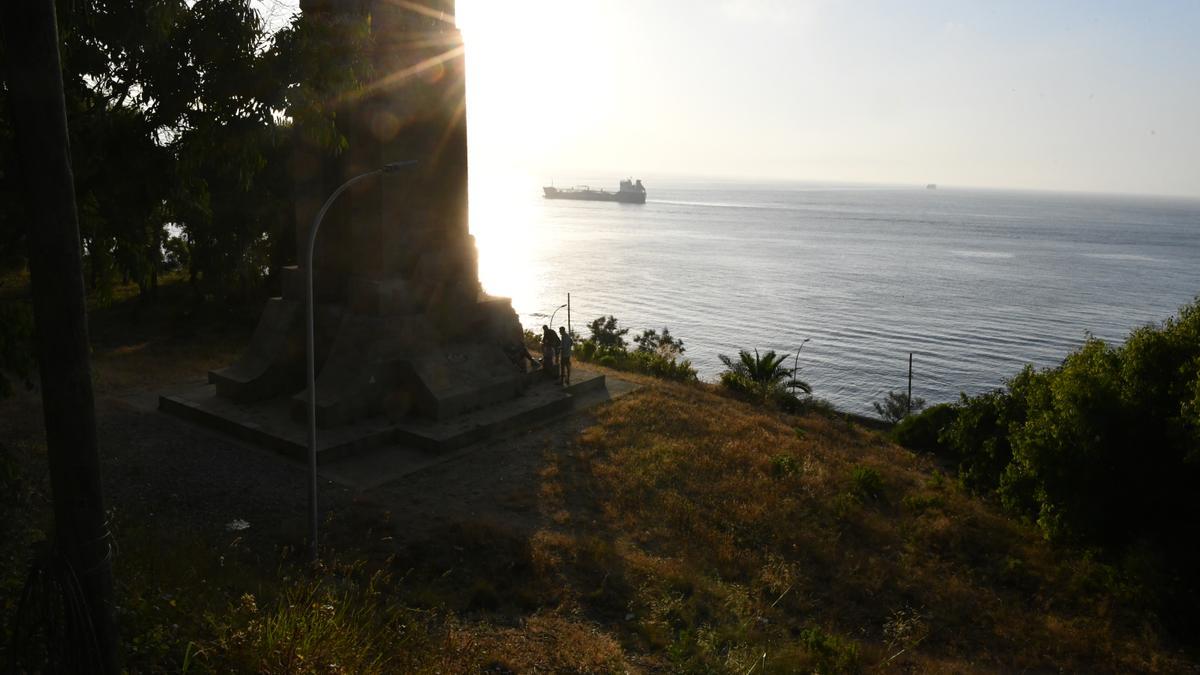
left=305, top=160, right=417, bottom=561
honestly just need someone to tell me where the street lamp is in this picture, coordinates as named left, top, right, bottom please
left=548, top=302, right=567, bottom=329
left=305, top=160, right=416, bottom=561
left=791, top=338, right=811, bottom=394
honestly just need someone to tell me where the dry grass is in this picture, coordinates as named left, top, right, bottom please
left=514, top=379, right=1192, bottom=672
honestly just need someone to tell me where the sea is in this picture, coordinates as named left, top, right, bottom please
left=468, top=176, right=1200, bottom=415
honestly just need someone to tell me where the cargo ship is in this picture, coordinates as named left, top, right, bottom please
left=543, top=178, right=646, bottom=204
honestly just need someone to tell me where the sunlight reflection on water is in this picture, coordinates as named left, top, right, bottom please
left=468, top=174, right=1200, bottom=414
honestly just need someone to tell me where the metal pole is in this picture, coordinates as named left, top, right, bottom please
left=567, top=292, right=571, bottom=334
left=792, top=338, right=810, bottom=392
left=907, top=352, right=913, bottom=416
left=548, top=302, right=566, bottom=329
left=305, top=161, right=415, bottom=561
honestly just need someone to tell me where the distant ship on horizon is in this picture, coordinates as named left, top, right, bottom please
left=926, top=183, right=938, bottom=189
left=543, top=178, right=647, bottom=204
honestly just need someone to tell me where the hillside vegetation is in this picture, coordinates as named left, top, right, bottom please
left=1, top=282, right=1196, bottom=671
left=895, top=297, right=1200, bottom=638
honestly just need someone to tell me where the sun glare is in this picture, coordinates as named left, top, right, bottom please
left=456, top=1, right=617, bottom=307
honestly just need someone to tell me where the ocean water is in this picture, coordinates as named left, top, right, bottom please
left=469, top=176, right=1200, bottom=415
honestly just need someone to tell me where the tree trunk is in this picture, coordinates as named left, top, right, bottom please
left=0, top=2, right=120, bottom=672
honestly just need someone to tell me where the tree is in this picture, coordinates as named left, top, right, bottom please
left=587, top=315, right=629, bottom=353
left=1, top=1, right=119, bottom=669
left=0, top=0, right=371, bottom=304
left=633, top=327, right=686, bottom=359
left=872, top=390, right=926, bottom=423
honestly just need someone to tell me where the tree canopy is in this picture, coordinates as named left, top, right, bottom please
left=0, top=0, right=370, bottom=302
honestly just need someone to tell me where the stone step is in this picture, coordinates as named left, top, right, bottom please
left=158, top=371, right=606, bottom=464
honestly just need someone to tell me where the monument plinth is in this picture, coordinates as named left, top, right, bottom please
left=160, top=0, right=603, bottom=458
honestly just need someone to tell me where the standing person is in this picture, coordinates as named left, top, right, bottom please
left=541, top=325, right=560, bottom=380
left=559, top=326, right=573, bottom=385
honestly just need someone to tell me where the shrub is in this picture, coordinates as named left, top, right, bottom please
left=770, top=453, right=800, bottom=477
left=940, top=298, right=1200, bottom=632
left=849, top=465, right=884, bottom=501
left=873, top=389, right=926, bottom=423
left=717, top=349, right=811, bottom=410
left=799, top=626, right=861, bottom=673
left=575, top=339, right=598, bottom=362
left=574, top=317, right=698, bottom=382
left=623, top=349, right=697, bottom=382
left=523, top=328, right=542, bottom=351
left=940, top=387, right=1024, bottom=494
left=892, top=403, right=958, bottom=456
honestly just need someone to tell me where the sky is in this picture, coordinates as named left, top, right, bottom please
left=258, top=0, right=1200, bottom=198
left=456, top=0, right=1200, bottom=198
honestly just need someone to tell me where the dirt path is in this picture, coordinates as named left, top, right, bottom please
left=61, top=369, right=633, bottom=564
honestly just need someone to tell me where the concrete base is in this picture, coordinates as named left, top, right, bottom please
left=159, top=370, right=607, bottom=464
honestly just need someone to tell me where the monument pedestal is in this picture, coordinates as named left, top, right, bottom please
left=159, top=370, right=607, bottom=463
left=163, top=0, right=566, bottom=459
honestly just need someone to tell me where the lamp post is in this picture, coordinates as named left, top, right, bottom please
left=305, top=160, right=416, bottom=561
left=548, top=302, right=567, bottom=329
left=791, top=338, right=811, bottom=394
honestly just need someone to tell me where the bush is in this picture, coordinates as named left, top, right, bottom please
left=892, top=403, right=958, bottom=456
left=717, top=349, right=812, bottom=411
left=941, top=387, right=1025, bottom=495
left=940, top=298, right=1200, bottom=633
left=523, top=329, right=542, bottom=351
left=575, top=317, right=698, bottom=382
left=799, top=627, right=861, bottom=673
left=873, top=389, right=926, bottom=423
left=849, top=465, right=884, bottom=501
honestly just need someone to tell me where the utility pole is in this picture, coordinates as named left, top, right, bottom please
left=1, top=1, right=119, bottom=671
left=907, top=352, right=914, bottom=416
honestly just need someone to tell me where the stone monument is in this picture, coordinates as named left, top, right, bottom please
left=163, top=0, right=560, bottom=455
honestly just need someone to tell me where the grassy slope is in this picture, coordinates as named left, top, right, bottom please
left=1, top=277, right=1194, bottom=672
left=114, top=380, right=1194, bottom=672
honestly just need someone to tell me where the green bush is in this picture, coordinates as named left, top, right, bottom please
left=574, top=317, right=698, bottom=382
left=941, top=387, right=1025, bottom=494
left=849, top=465, right=884, bottom=501
left=873, top=389, right=926, bottom=423
left=892, top=403, right=958, bottom=456
left=717, top=349, right=812, bottom=411
left=940, top=298, right=1200, bottom=632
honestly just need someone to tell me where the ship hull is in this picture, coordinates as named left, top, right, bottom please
left=543, top=187, right=646, bottom=204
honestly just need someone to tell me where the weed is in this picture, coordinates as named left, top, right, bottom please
left=799, top=626, right=861, bottom=673
left=850, top=465, right=884, bottom=502
left=770, top=453, right=800, bottom=477
left=901, top=492, right=945, bottom=513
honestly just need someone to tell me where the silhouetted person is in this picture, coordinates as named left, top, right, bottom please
left=542, top=325, right=560, bottom=380
left=559, top=326, right=573, bottom=385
